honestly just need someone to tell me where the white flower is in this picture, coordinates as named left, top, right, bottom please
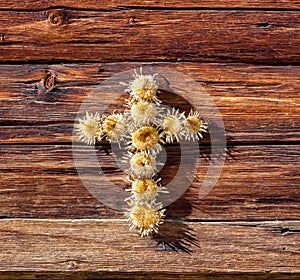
left=161, top=107, right=186, bottom=143
left=75, top=112, right=100, bottom=145
left=183, top=109, right=208, bottom=141
left=126, top=151, right=157, bottom=178
left=131, top=126, right=162, bottom=155
left=127, top=200, right=165, bottom=237
left=126, top=68, right=160, bottom=103
left=128, top=100, right=161, bottom=126
left=99, top=113, right=127, bottom=143
left=126, top=178, right=166, bottom=202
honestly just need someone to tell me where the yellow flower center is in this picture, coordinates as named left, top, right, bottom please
left=132, top=126, right=159, bottom=150
left=163, top=116, right=181, bottom=134
left=186, top=116, right=201, bottom=133
left=84, top=120, right=98, bottom=137
left=135, top=87, right=157, bottom=100
left=130, top=204, right=161, bottom=230
left=131, top=153, right=152, bottom=167
left=133, top=77, right=157, bottom=101
left=103, top=116, right=118, bottom=133
left=132, top=179, right=158, bottom=194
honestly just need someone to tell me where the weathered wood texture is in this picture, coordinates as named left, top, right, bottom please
left=0, top=219, right=299, bottom=273
left=0, top=1, right=299, bottom=278
left=0, top=10, right=299, bottom=63
left=0, top=145, right=299, bottom=220
left=0, top=63, right=299, bottom=144
left=1, top=0, right=300, bottom=10
left=1, top=272, right=300, bottom=280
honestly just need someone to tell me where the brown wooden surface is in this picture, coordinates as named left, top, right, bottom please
left=0, top=10, right=299, bottom=63
left=0, top=145, right=299, bottom=220
left=0, top=1, right=299, bottom=279
left=0, top=219, right=299, bottom=273
left=0, top=270, right=299, bottom=280
left=1, top=0, right=300, bottom=10
left=0, top=63, right=299, bottom=143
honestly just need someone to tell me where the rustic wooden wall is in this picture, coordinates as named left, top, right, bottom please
left=0, top=1, right=299, bottom=279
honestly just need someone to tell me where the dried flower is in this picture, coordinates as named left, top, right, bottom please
left=126, top=68, right=160, bottom=103
left=128, top=152, right=157, bottom=178
left=184, top=109, right=208, bottom=141
left=128, top=178, right=165, bottom=201
left=128, top=100, right=161, bottom=126
left=161, top=108, right=185, bottom=143
left=99, top=113, right=126, bottom=143
left=75, top=112, right=100, bottom=145
left=131, top=126, right=162, bottom=154
left=127, top=201, right=165, bottom=237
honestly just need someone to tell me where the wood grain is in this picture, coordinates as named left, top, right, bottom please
left=0, top=0, right=299, bottom=10
left=0, top=63, right=299, bottom=144
left=1, top=0, right=299, bottom=277
left=1, top=272, right=300, bottom=280
left=0, top=10, right=299, bottom=63
left=0, top=219, right=299, bottom=273
left=0, top=145, right=299, bottom=220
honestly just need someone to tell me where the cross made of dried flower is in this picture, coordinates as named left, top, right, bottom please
left=75, top=68, right=207, bottom=237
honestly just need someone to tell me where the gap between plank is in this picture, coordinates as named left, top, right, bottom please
left=0, top=6, right=299, bottom=12
left=0, top=59, right=299, bottom=67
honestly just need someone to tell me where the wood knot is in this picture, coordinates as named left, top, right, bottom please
left=42, top=72, right=56, bottom=91
left=129, top=17, right=137, bottom=24
left=66, top=260, right=79, bottom=269
left=48, top=10, right=66, bottom=27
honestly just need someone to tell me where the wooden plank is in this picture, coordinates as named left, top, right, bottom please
left=0, top=125, right=72, bottom=144
left=1, top=272, right=300, bottom=280
left=0, top=0, right=299, bottom=10
left=0, top=10, right=299, bottom=63
left=0, top=145, right=299, bottom=220
left=0, top=219, right=299, bottom=273
left=0, top=63, right=299, bottom=144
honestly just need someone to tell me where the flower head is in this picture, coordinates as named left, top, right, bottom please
left=184, top=109, right=208, bottom=141
left=131, top=126, right=162, bottom=154
left=127, top=201, right=165, bottom=237
left=129, top=178, right=164, bottom=201
left=128, top=100, right=161, bottom=126
left=127, top=68, right=160, bottom=103
left=161, top=108, right=185, bottom=143
left=128, top=152, right=157, bottom=178
left=75, top=112, right=100, bottom=145
left=99, top=113, right=126, bottom=143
